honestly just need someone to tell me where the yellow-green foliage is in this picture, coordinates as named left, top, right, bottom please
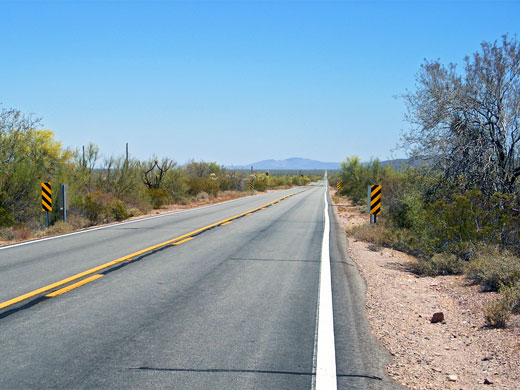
left=0, top=109, right=72, bottom=225
left=337, top=157, right=392, bottom=204
left=108, top=199, right=129, bottom=220
left=148, top=188, right=170, bottom=209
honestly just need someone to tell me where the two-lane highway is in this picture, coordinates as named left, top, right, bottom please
left=0, top=183, right=399, bottom=389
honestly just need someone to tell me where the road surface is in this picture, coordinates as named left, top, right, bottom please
left=0, top=182, right=399, bottom=389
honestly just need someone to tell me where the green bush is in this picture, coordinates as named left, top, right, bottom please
left=415, top=253, right=465, bottom=276
left=388, top=192, right=425, bottom=230
left=81, top=192, right=105, bottom=223
left=338, top=157, right=390, bottom=204
left=0, top=191, right=14, bottom=227
left=148, top=188, right=170, bottom=209
left=109, top=199, right=129, bottom=221
left=163, top=168, right=189, bottom=202
left=466, top=247, right=520, bottom=291
left=254, top=174, right=268, bottom=192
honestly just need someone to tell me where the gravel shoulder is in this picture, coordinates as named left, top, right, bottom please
left=331, top=190, right=520, bottom=390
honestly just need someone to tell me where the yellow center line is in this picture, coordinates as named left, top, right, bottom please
left=173, top=237, right=195, bottom=246
left=45, top=275, right=104, bottom=298
left=0, top=258, right=127, bottom=310
left=220, top=221, right=232, bottom=226
left=0, top=191, right=300, bottom=310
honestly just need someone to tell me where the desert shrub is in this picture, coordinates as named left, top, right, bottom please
left=367, top=243, right=383, bottom=252
left=46, top=221, right=74, bottom=235
left=338, top=157, right=391, bottom=204
left=12, top=225, right=36, bottom=240
left=253, top=174, right=268, bottom=192
left=347, top=223, right=386, bottom=246
left=300, top=176, right=311, bottom=185
left=127, top=208, right=141, bottom=218
left=415, top=253, right=465, bottom=276
left=184, top=161, right=222, bottom=197
left=109, top=199, right=129, bottom=221
left=148, top=188, right=170, bottom=209
left=501, top=283, right=520, bottom=314
left=66, top=214, right=90, bottom=229
left=466, top=247, right=520, bottom=291
left=482, top=282, right=520, bottom=328
left=427, top=190, right=485, bottom=258
left=0, top=191, right=14, bottom=227
left=185, top=177, right=219, bottom=197
left=80, top=192, right=106, bottom=223
left=163, top=168, right=189, bottom=203
left=349, top=217, right=435, bottom=259
left=196, top=191, right=210, bottom=202
left=484, top=297, right=511, bottom=328
left=0, top=227, right=14, bottom=241
left=488, top=192, right=520, bottom=250
left=388, top=192, right=425, bottom=230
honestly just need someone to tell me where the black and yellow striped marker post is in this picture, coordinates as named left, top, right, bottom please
left=42, top=182, right=52, bottom=227
left=249, top=179, right=254, bottom=192
left=337, top=182, right=341, bottom=192
left=369, top=184, right=381, bottom=224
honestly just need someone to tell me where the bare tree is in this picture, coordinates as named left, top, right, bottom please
left=141, top=158, right=175, bottom=189
left=401, top=35, right=520, bottom=194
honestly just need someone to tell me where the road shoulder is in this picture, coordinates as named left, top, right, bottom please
left=328, top=191, right=402, bottom=390
left=331, top=191, right=520, bottom=390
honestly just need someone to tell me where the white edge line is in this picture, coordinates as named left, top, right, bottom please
left=315, top=185, right=337, bottom=389
left=312, top=261, right=321, bottom=390
left=1, top=189, right=301, bottom=251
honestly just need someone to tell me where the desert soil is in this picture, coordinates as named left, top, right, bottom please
left=331, top=190, right=520, bottom=390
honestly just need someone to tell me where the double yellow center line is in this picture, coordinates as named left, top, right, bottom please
left=0, top=192, right=297, bottom=311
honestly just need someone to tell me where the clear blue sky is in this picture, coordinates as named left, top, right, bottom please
left=1, top=0, right=519, bottom=166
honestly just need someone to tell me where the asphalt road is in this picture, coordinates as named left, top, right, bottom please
left=0, top=183, right=400, bottom=389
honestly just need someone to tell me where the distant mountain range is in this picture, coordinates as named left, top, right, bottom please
left=228, top=158, right=341, bottom=170
left=227, top=157, right=420, bottom=171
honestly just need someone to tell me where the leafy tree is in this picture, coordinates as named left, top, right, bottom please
left=0, top=108, right=71, bottom=224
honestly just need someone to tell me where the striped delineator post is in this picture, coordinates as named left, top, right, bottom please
left=368, top=184, right=381, bottom=224
left=41, top=182, right=52, bottom=227
left=336, top=181, right=341, bottom=192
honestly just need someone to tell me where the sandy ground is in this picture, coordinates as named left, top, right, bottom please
left=331, top=190, right=520, bottom=390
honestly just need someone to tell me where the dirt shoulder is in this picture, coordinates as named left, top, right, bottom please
left=331, top=189, right=520, bottom=390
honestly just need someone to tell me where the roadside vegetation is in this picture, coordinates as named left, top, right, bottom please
left=0, top=108, right=319, bottom=241
left=331, top=35, right=520, bottom=327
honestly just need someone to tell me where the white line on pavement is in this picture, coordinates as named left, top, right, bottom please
left=0, top=190, right=299, bottom=251
left=315, top=186, right=337, bottom=389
